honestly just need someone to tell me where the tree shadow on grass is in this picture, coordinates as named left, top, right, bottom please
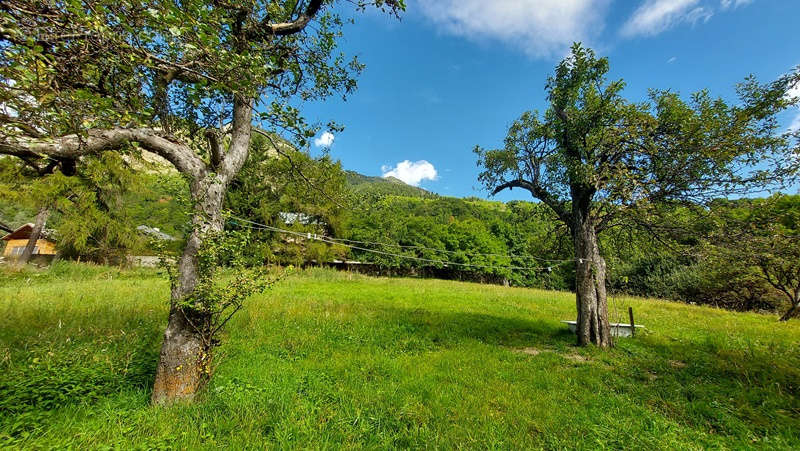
left=604, top=334, right=800, bottom=441
left=0, top=334, right=160, bottom=438
left=364, top=305, right=800, bottom=441
left=386, top=306, right=575, bottom=348
left=297, top=304, right=578, bottom=355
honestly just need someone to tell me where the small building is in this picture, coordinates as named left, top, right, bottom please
left=279, top=212, right=320, bottom=226
left=136, top=225, right=177, bottom=241
left=1, top=223, right=57, bottom=258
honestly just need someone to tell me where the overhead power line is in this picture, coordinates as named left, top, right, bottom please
left=228, top=215, right=583, bottom=272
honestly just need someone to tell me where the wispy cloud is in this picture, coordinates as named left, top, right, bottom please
left=314, top=131, right=335, bottom=148
left=667, top=56, right=678, bottom=63
left=381, top=160, right=438, bottom=186
left=789, top=113, right=800, bottom=132
left=720, top=0, right=754, bottom=9
left=416, top=1, right=755, bottom=56
left=621, top=0, right=707, bottom=37
left=415, top=0, right=610, bottom=58
left=621, top=0, right=754, bottom=38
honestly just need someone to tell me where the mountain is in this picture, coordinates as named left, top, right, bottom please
left=345, top=171, right=436, bottom=198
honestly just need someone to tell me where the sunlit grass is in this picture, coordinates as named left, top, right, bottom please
left=1, top=263, right=798, bottom=448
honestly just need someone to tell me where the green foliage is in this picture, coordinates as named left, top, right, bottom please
left=701, top=195, right=800, bottom=317
left=160, top=227, right=284, bottom=377
left=344, top=195, right=571, bottom=287
left=0, top=153, right=153, bottom=262
left=227, top=132, right=348, bottom=232
left=346, top=171, right=436, bottom=198
left=1, top=266, right=798, bottom=448
left=225, top=132, right=351, bottom=266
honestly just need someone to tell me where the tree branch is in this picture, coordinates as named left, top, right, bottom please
left=0, top=113, right=46, bottom=138
left=492, top=179, right=571, bottom=223
left=0, top=128, right=206, bottom=179
left=245, top=0, right=323, bottom=40
left=219, top=96, right=253, bottom=181
left=205, top=129, right=223, bottom=169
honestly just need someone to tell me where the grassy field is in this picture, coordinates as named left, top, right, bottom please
left=1, top=263, right=798, bottom=449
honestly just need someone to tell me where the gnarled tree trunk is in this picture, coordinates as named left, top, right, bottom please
left=151, top=96, right=253, bottom=404
left=572, top=201, right=612, bottom=348
left=151, top=176, right=226, bottom=403
left=779, top=297, right=800, bottom=321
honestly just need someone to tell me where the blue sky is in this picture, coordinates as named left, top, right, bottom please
left=299, top=0, right=800, bottom=200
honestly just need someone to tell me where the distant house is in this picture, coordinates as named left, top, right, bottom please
left=1, top=223, right=57, bottom=258
left=279, top=212, right=320, bottom=225
left=136, top=225, right=177, bottom=241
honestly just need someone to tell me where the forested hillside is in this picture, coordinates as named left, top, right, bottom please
left=2, top=152, right=797, bottom=317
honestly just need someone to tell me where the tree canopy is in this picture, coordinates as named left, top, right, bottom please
left=476, top=44, right=800, bottom=346
left=0, top=0, right=405, bottom=403
left=476, top=44, right=799, bottom=231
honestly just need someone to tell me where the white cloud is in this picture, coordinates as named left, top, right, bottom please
left=789, top=113, right=800, bottom=132
left=786, top=74, right=800, bottom=131
left=667, top=56, right=678, bottom=63
left=314, top=131, right=334, bottom=148
left=381, top=160, right=438, bottom=186
left=415, top=0, right=610, bottom=58
left=720, top=0, right=753, bottom=9
left=621, top=0, right=706, bottom=37
left=622, top=0, right=755, bottom=38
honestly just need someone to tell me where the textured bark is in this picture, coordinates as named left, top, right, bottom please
left=151, top=176, right=225, bottom=404
left=151, top=97, right=253, bottom=404
left=779, top=298, right=800, bottom=321
left=571, top=198, right=612, bottom=348
left=18, top=206, right=49, bottom=265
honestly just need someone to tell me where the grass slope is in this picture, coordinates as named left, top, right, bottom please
left=1, top=263, right=798, bottom=449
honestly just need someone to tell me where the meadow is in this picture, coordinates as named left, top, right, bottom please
left=1, top=263, right=798, bottom=449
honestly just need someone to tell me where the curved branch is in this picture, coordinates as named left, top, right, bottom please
left=0, top=128, right=206, bottom=178
left=219, top=96, right=253, bottom=180
left=492, top=179, right=570, bottom=223
left=492, top=179, right=535, bottom=196
left=245, top=0, right=323, bottom=40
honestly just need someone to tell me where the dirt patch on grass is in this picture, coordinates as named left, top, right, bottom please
left=564, top=353, right=590, bottom=363
left=669, top=360, right=687, bottom=369
left=515, top=347, right=543, bottom=356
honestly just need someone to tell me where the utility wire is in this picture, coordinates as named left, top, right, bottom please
left=228, top=215, right=584, bottom=272
left=230, top=215, right=580, bottom=263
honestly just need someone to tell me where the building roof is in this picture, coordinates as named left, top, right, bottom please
left=279, top=212, right=320, bottom=225
left=136, top=225, right=177, bottom=241
left=1, top=223, right=56, bottom=241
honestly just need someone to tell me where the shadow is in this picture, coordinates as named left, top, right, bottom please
left=601, top=334, right=800, bottom=438
left=0, top=333, right=160, bottom=437
left=370, top=305, right=576, bottom=349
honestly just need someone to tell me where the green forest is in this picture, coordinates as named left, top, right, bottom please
left=2, top=1, right=800, bottom=442
left=3, top=145, right=798, bottom=317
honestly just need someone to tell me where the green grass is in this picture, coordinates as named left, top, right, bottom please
left=1, top=263, right=798, bottom=449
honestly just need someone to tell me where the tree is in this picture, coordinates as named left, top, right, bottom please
left=0, top=0, right=404, bottom=403
left=225, top=131, right=350, bottom=265
left=475, top=44, right=799, bottom=347
left=705, top=195, right=800, bottom=320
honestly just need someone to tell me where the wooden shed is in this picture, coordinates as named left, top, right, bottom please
left=2, top=223, right=57, bottom=257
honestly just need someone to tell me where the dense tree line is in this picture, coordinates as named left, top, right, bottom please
left=4, top=150, right=798, bottom=319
